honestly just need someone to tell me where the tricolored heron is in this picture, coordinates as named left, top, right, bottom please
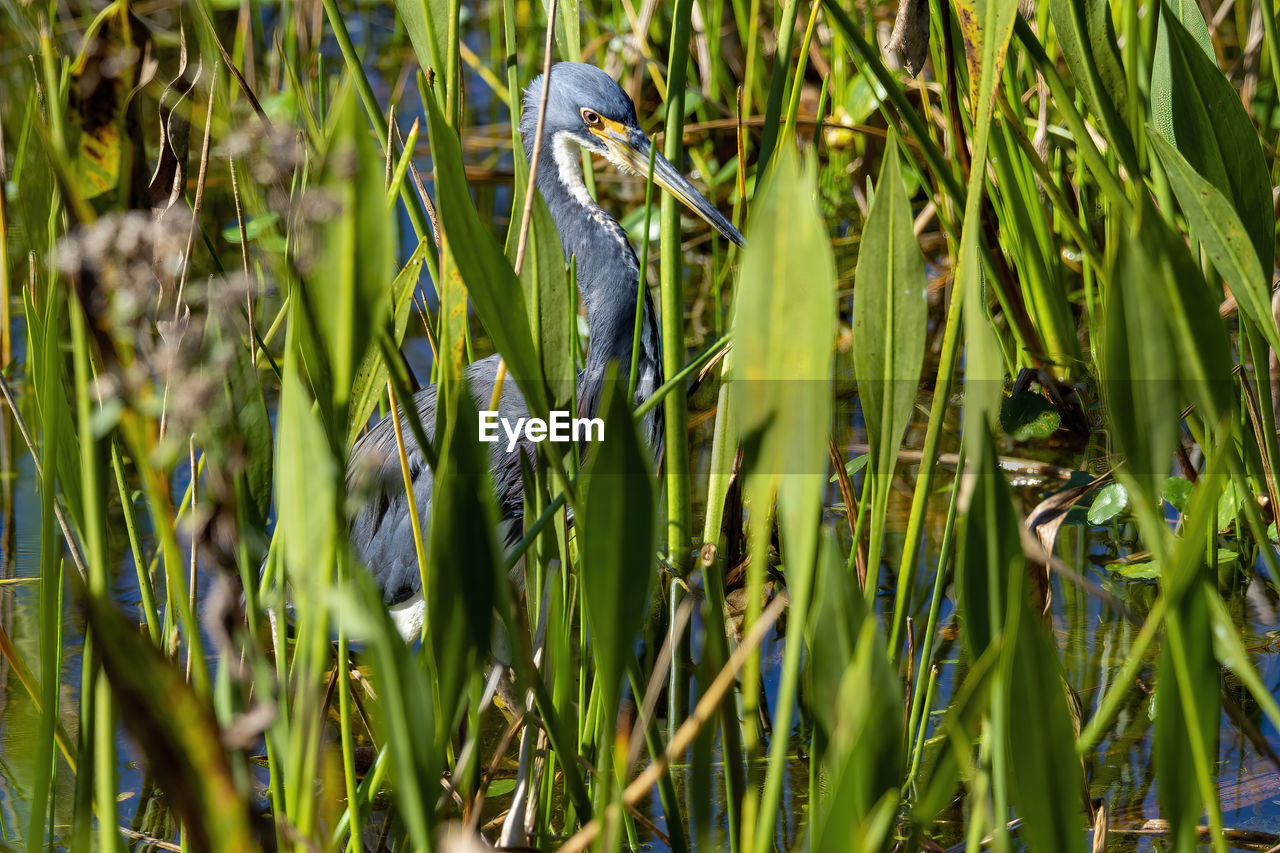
left=348, top=63, right=745, bottom=640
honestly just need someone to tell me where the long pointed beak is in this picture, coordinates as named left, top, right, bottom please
left=593, top=122, right=745, bottom=247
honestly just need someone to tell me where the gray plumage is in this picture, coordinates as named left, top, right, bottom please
left=347, top=63, right=744, bottom=638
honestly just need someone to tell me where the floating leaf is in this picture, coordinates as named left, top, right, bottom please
left=1087, top=482, right=1129, bottom=525
left=1000, top=390, right=1061, bottom=441
left=1162, top=476, right=1194, bottom=511
left=1110, top=559, right=1162, bottom=579
left=427, top=389, right=504, bottom=727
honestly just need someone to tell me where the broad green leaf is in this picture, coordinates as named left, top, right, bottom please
left=730, top=146, right=835, bottom=853
left=394, top=0, right=448, bottom=76
left=953, top=0, right=1020, bottom=115
left=1101, top=208, right=1234, bottom=505
left=276, top=361, right=337, bottom=584
left=227, top=343, right=274, bottom=528
left=347, top=236, right=434, bottom=448
left=959, top=429, right=1087, bottom=853
left=1099, top=233, right=1177, bottom=502
left=1162, top=476, right=1194, bottom=511
left=1006, top=586, right=1089, bottom=853
left=1147, top=129, right=1280, bottom=353
left=555, top=0, right=582, bottom=58
left=25, top=289, right=84, bottom=527
left=828, top=453, right=869, bottom=483
left=1138, top=208, right=1236, bottom=426
left=427, top=389, right=503, bottom=729
left=421, top=84, right=549, bottom=417
left=957, top=426, right=1025, bottom=658
left=955, top=0, right=1018, bottom=443
left=1000, top=390, right=1061, bottom=441
left=987, top=124, right=1080, bottom=374
left=1150, top=467, right=1224, bottom=849
left=1048, top=0, right=1132, bottom=160
left=1152, top=3, right=1274, bottom=273
left=807, top=536, right=903, bottom=852
left=1216, top=480, right=1241, bottom=528
left=1164, top=0, right=1214, bottom=56
left=220, top=212, right=280, bottom=244
left=852, top=133, right=927, bottom=567
left=1155, top=584, right=1220, bottom=849
left=581, top=373, right=657, bottom=715
left=730, top=146, right=836, bottom=482
left=314, top=86, right=395, bottom=410
left=1087, top=482, right=1129, bottom=524
left=351, top=569, right=438, bottom=851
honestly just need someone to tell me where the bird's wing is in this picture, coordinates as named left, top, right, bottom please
left=347, top=355, right=531, bottom=606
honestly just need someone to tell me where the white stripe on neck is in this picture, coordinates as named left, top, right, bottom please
left=552, top=131, right=596, bottom=211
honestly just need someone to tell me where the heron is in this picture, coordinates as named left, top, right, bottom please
left=348, top=62, right=745, bottom=641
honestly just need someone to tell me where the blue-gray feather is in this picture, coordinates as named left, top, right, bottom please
left=349, top=62, right=670, bottom=616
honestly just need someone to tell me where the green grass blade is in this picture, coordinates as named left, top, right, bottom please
left=1098, top=217, right=1182, bottom=504
left=1147, top=129, right=1280, bottom=353
left=806, top=535, right=903, bottom=852
left=1047, top=0, right=1137, bottom=171
left=1151, top=1, right=1274, bottom=273
left=347, top=236, right=434, bottom=448
left=420, top=82, right=549, bottom=416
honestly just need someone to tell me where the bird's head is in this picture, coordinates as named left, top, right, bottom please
left=521, top=62, right=745, bottom=247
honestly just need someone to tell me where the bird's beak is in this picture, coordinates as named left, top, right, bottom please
left=590, top=118, right=745, bottom=247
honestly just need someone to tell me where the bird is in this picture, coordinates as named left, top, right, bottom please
left=347, top=62, right=745, bottom=641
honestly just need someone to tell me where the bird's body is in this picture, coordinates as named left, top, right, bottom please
left=348, top=63, right=743, bottom=640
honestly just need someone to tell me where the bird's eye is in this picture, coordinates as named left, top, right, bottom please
left=581, top=109, right=601, bottom=126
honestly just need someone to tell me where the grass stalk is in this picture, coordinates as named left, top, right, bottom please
left=886, top=264, right=965, bottom=654
left=756, top=0, right=800, bottom=173
left=904, top=459, right=962, bottom=784
left=659, top=0, right=698, bottom=738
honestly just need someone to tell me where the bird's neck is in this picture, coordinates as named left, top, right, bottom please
left=529, top=133, right=664, bottom=446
